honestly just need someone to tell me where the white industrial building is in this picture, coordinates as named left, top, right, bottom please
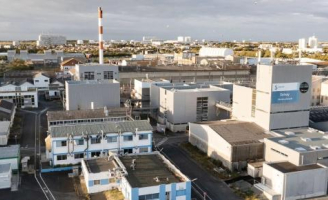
left=189, top=120, right=270, bottom=171
left=232, top=64, right=312, bottom=131
left=45, top=120, right=153, bottom=166
left=37, top=34, right=66, bottom=47
left=73, top=64, right=119, bottom=81
left=65, top=80, right=120, bottom=111
left=151, top=82, right=232, bottom=132
left=0, top=164, right=11, bottom=189
left=199, top=47, right=234, bottom=57
left=81, top=152, right=191, bottom=200
left=256, top=162, right=328, bottom=200
left=132, top=79, right=170, bottom=108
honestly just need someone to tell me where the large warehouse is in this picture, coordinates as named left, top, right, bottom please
left=189, top=120, right=270, bottom=171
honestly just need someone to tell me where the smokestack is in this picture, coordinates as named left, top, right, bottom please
left=98, top=7, right=104, bottom=64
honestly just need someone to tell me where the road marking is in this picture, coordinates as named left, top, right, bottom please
left=156, top=137, right=168, bottom=147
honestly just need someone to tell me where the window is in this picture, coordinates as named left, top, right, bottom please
left=139, top=193, right=160, bottom=200
left=139, top=147, right=149, bottom=153
left=91, top=151, right=101, bottom=157
left=124, top=148, right=133, bottom=154
left=104, top=71, right=114, bottom=79
left=75, top=139, right=84, bottom=145
left=35, top=80, right=39, bottom=82
left=107, top=136, right=117, bottom=143
left=94, top=180, right=100, bottom=185
left=123, top=135, right=133, bottom=141
left=57, top=155, right=67, bottom=160
left=74, top=153, right=84, bottom=159
left=44, top=80, right=49, bottom=82
left=271, top=148, right=288, bottom=157
left=139, top=134, right=148, bottom=140
left=56, top=140, right=67, bottom=147
left=84, top=72, right=95, bottom=80
left=91, top=137, right=101, bottom=144
left=176, top=189, right=186, bottom=196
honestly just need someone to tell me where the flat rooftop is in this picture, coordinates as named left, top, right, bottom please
left=157, top=82, right=231, bottom=93
left=268, top=162, right=324, bottom=173
left=50, top=120, right=153, bottom=138
left=66, top=80, right=119, bottom=85
left=120, top=154, right=182, bottom=188
left=199, top=120, right=269, bottom=146
left=0, top=145, right=20, bottom=159
left=85, top=158, right=117, bottom=173
left=47, top=108, right=128, bottom=121
left=269, top=128, right=328, bottom=152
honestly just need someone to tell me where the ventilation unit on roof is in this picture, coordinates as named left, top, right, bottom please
left=301, top=137, right=312, bottom=142
left=295, top=147, right=307, bottom=152
left=308, top=128, right=315, bottom=133
left=323, top=144, right=328, bottom=148
left=278, top=140, right=289, bottom=144
left=310, top=145, right=321, bottom=150
left=285, top=131, right=295, bottom=136
left=323, top=135, right=328, bottom=140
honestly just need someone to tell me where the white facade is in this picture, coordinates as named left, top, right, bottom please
left=65, top=80, right=120, bottom=111
left=0, top=84, right=38, bottom=108
left=199, top=47, right=234, bottom=57
left=0, top=164, right=11, bottom=189
left=33, top=73, right=50, bottom=88
left=298, top=38, right=306, bottom=50
left=37, top=34, right=66, bottom=46
left=77, top=40, right=84, bottom=45
left=0, top=121, right=11, bottom=145
left=46, top=121, right=153, bottom=166
left=74, top=64, right=119, bottom=81
left=308, top=36, right=318, bottom=48
left=259, top=162, right=328, bottom=200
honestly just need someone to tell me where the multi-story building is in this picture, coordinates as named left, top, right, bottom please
left=0, top=82, right=38, bottom=108
left=45, top=120, right=153, bottom=166
left=74, top=64, right=119, bottom=81
left=233, top=64, right=312, bottom=131
left=81, top=152, right=191, bottom=200
left=199, top=47, right=234, bottom=57
left=151, top=82, right=231, bottom=132
left=65, top=80, right=120, bottom=111
left=36, top=34, right=66, bottom=47
left=60, top=58, right=83, bottom=75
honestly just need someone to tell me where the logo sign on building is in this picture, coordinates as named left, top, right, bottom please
left=300, top=82, right=309, bottom=93
left=272, top=82, right=299, bottom=104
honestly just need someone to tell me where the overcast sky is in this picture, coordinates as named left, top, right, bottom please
left=1, top=0, right=327, bottom=42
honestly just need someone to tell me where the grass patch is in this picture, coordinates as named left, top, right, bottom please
left=180, top=142, right=239, bottom=180
left=231, top=186, right=260, bottom=200
left=103, top=189, right=124, bottom=200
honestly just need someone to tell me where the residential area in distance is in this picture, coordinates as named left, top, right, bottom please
left=1, top=2, right=328, bottom=200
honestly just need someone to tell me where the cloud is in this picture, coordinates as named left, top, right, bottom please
left=0, top=0, right=327, bottom=41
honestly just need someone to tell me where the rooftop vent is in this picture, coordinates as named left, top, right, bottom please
left=154, top=177, right=160, bottom=182
left=295, top=147, right=307, bottom=152
left=278, top=140, right=289, bottom=144
left=285, top=131, right=295, bottom=136
left=301, top=137, right=312, bottom=142
left=323, top=144, right=328, bottom=148
left=323, top=135, right=328, bottom=140
left=310, top=145, right=321, bottom=150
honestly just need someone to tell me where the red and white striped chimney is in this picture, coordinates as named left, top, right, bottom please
left=98, top=7, right=104, bottom=64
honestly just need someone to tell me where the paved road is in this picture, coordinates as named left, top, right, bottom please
left=158, top=135, right=241, bottom=200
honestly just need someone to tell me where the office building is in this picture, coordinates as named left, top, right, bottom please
left=45, top=120, right=153, bottom=166
left=189, top=120, right=270, bottom=171
left=37, top=34, right=66, bottom=46
left=308, top=36, right=318, bottom=49
left=73, top=64, right=119, bottom=81
left=298, top=38, right=307, bottom=50
left=151, top=82, right=231, bottom=132
left=81, top=152, right=191, bottom=200
left=65, top=80, right=120, bottom=111
left=0, top=82, right=38, bottom=108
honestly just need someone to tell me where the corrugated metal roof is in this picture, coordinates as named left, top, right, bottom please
left=0, top=145, right=20, bottom=159
left=50, top=121, right=153, bottom=138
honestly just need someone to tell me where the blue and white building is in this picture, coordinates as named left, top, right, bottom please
left=45, top=120, right=153, bottom=166
left=81, top=152, right=191, bottom=200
